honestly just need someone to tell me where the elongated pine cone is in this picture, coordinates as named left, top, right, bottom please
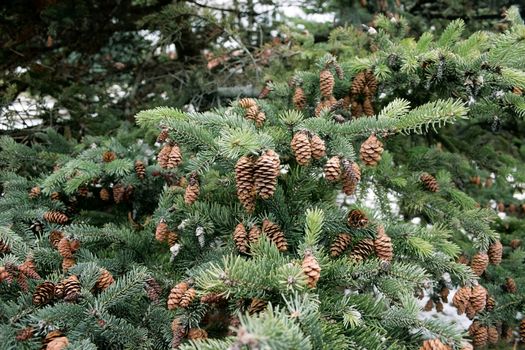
left=419, top=338, right=451, bottom=350
left=488, top=240, right=503, bottom=265
left=238, top=98, right=256, bottom=109
left=62, top=258, right=75, bottom=271
left=262, top=219, right=288, bottom=251
left=168, top=282, right=189, bottom=310
left=258, top=81, right=272, bottom=99
left=420, top=173, right=440, bottom=192
left=156, top=219, right=168, bottom=242
left=179, top=288, right=196, bottom=308
left=171, top=318, right=186, bottom=349
left=95, top=269, right=114, bottom=291
left=330, top=233, right=352, bottom=257
left=473, top=326, right=488, bottom=348
left=43, top=211, right=68, bottom=224
left=167, top=231, right=178, bottom=246
left=360, top=134, right=384, bottom=166
left=293, top=87, right=306, bottom=110
left=302, top=251, right=321, bottom=288
left=324, top=156, right=341, bottom=182
left=249, top=225, right=262, bottom=244
left=374, top=225, right=393, bottom=262
left=29, top=186, right=41, bottom=198
left=254, top=150, right=280, bottom=199
left=235, top=156, right=256, bottom=212
left=319, top=69, right=335, bottom=98
left=245, top=105, right=259, bottom=121
left=255, top=111, right=266, bottom=127
left=510, top=239, right=522, bottom=250
left=470, top=252, right=489, bottom=276
left=351, top=70, right=377, bottom=97
left=310, top=134, right=326, bottom=159
left=145, top=277, right=162, bottom=302
left=62, top=275, right=81, bottom=301
left=452, top=286, right=471, bottom=314
left=157, top=128, right=169, bottom=143
left=470, top=284, right=487, bottom=313
left=184, top=174, right=200, bottom=205
left=102, top=151, right=116, bottom=163
left=248, top=298, right=267, bottom=314
left=440, top=287, right=449, bottom=303
left=99, top=188, right=110, bottom=201
left=520, top=319, right=525, bottom=342
left=349, top=238, right=375, bottom=262
left=167, top=144, right=183, bottom=169
left=315, top=96, right=337, bottom=117
left=291, top=131, right=312, bottom=166
left=341, top=160, right=361, bottom=195
left=187, top=328, right=208, bottom=340
left=486, top=295, right=495, bottom=311
left=506, top=277, right=517, bottom=293
left=487, top=326, right=499, bottom=344
left=135, top=160, right=146, bottom=180
left=0, top=239, right=10, bottom=254
left=43, top=330, right=63, bottom=348
left=16, top=327, right=34, bottom=341
left=33, top=281, right=55, bottom=305
left=157, top=144, right=172, bottom=169
left=200, top=293, right=226, bottom=304
left=234, top=223, right=249, bottom=254
left=362, top=97, right=374, bottom=116
left=47, top=336, right=69, bottom=350
left=57, top=238, right=73, bottom=258
left=424, top=299, right=434, bottom=311
left=112, top=184, right=126, bottom=204
left=347, top=209, right=368, bottom=228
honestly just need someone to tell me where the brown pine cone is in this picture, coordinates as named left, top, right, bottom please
left=362, top=97, right=374, bottom=116
left=171, top=318, right=186, bottom=349
left=57, top=237, right=73, bottom=258
left=167, top=144, right=183, bottom=169
left=95, top=269, right=114, bottom=291
left=200, top=293, right=226, bottom=304
left=187, top=328, right=208, bottom=340
left=374, top=225, right=393, bottom=262
left=62, top=257, right=76, bottom=271
left=470, top=252, right=489, bottom=276
left=487, top=326, right=499, bottom=344
left=0, top=239, right=10, bottom=254
left=43, top=211, right=68, bottom=225
left=324, top=156, right=341, bottom=182
left=258, top=81, right=272, bottom=99
left=112, top=184, right=126, bottom=204
left=167, top=231, right=178, bottom=247
left=179, top=288, right=196, bottom=308
left=135, top=160, right=146, bottom=180
left=520, top=319, right=525, bottom=342
left=99, top=188, right=111, bottom=201
left=157, top=144, right=172, bottom=169
left=234, top=223, right=249, bottom=254
left=29, top=186, right=41, bottom=198
left=62, top=275, right=81, bottom=302
left=424, top=299, right=434, bottom=311
left=77, top=186, right=89, bottom=197
left=310, top=134, right=326, bottom=159
left=359, top=134, right=384, bottom=166
left=302, top=251, right=321, bottom=288
left=439, top=287, right=450, bottom=303
left=102, top=151, right=116, bottom=163
left=145, top=277, right=162, bottom=302
left=184, top=174, right=200, bottom=205
left=486, top=295, right=495, bottom=311
left=351, top=72, right=366, bottom=95
left=315, top=97, right=337, bottom=117
left=291, top=131, right=312, bottom=166
left=347, top=209, right=368, bottom=228
left=239, top=98, right=256, bottom=109
left=50, top=192, right=61, bottom=201
left=33, top=281, right=55, bottom=305
left=0, top=266, right=11, bottom=283
left=510, top=239, right=522, bottom=250
left=420, top=173, right=440, bottom=192
left=351, top=100, right=365, bottom=118
left=348, top=238, right=375, bottom=262
left=505, top=277, right=517, bottom=293
left=293, top=87, right=306, bottom=110
left=156, top=219, right=168, bottom=242
left=457, top=254, right=469, bottom=265
left=319, top=69, right=335, bottom=98
left=47, top=336, right=69, bottom=350
left=43, top=330, right=63, bottom=348
left=435, top=300, right=444, bottom=313
left=235, top=156, right=256, bottom=213
left=470, top=284, right=487, bottom=313
left=419, top=338, right=450, bottom=350
left=248, top=225, right=262, bottom=244
left=473, top=326, right=488, bottom=348
left=330, top=233, right=352, bottom=257
left=254, top=150, right=280, bottom=200
left=453, top=286, right=471, bottom=315
left=168, top=282, right=189, bottom=310
left=341, top=160, right=361, bottom=195
left=255, top=111, right=266, bottom=128
left=157, top=128, right=169, bottom=143
left=488, top=240, right=503, bottom=265
left=54, top=280, right=65, bottom=299
left=245, top=105, right=259, bottom=121
left=16, top=327, right=34, bottom=341
left=248, top=298, right=267, bottom=314
left=262, top=219, right=288, bottom=251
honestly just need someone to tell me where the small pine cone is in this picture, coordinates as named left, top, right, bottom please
left=359, top=134, right=384, bottom=166
left=102, top=151, right=116, bottom=163
left=374, top=225, right=393, bottom=262
left=466, top=303, right=478, bottom=319
left=235, top=156, right=256, bottom=213
left=248, top=225, right=262, bottom=244
left=255, top=111, right=266, bottom=128
left=99, top=188, right=111, bottom=201
left=112, top=184, right=126, bottom=204
left=439, top=287, right=450, bottom=303
left=248, top=298, right=267, bottom=314
left=234, top=223, right=249, bottom=254
left=291, top=132, right=312, bottom=166
left=46, top=336, right=69, bottom=350
left=505, top=277, right=517, bottom=293
left=95, top=269, right=114, bottom=291
left=157, top=128, right=169, bottom=143
left=158, top=144, right=172, bottom=168
left=245, top=105, right=259, bottom=121
left=315, top=97, right=337, bottom=117
left=54, top=281, right=65, bottom=299
left=520, top=319, right=525, bottom=342
left=184, top=174, right=200, bottom=205
left=293, top=87, right=306, bottom=110
left=362, top=97, right=374, bottom=116
left=453, top=286, right=471, bottom=315
left=16, top=327, right=34, bottom=341
left=258, top=81, right=272, bottom=99
left=510, top=239, right=522, bottom=250
left=435, top=300, right=444, bottom=313
left=486, top=295, right=495, bottom=311
left=334, top=63, right=344, bottom=80
left=514, top=86, right=524, bottom=95
left=187, top=328, right=208, bottom=340
left=57, top=238, right=73, bottom=258
left=351, top=100, right=364, bottom=118
left=135, top=160, right=146, bottom=180
left=167, top=231, right=178, bottom=246
left=254, top=150, right=280, bottom=200
left=488, top=326, right=499, bottom=344
left=171, top=318, right=186, bottom=349
left=473, top=326, right=488, bottom=348
left=200, top=293, right=226, bottom=304
left=347, top=209, right=368, bottom=228
left=470, top=252, right=489, bottom=276
left=33, top=281, right=55, bottom=305
left=50, top=192, right=61, bottom=201
left=310, top=134, right=326, bottom=159
left=302, top=251, right=321, bottom=288
left=156, top=219, right=168, bottom=242
left=470, top=284, right=487, bottom=313
left=77, top=186, right=89, bottom=197
left=29, top=186, right=41, bottom=198
left=330, top=233, right=352, bottom=257
left=488, top=240, right=503, bottom=265
left=167, top=145, right=183, bottom=169
left=239, top=98, right=256, bottom=109
left=179, top=288, right=196, bottom=308
left=350, top=72, right=366, bottom=95
left=363, top=71, right=378, bottom=97
left=168, top=282, right=189, bottom=310
left=424, top=299, right=434, bottom=311
left=145, top=277, right=162, bottom=302
left=420, top=173, right=440, bottom=192
left=43, top=211, right=68, bottom=225
left=341, top=160, right=361, bottom=195
left=319, top=69, right=335, bottom=98
left=419, top=338, right=450, bottom=350
left=0, top=266, right=11, bottom=283
left=62, top=257, right=76, bottom=271
left=43, top=330, right=63, bottom=348
left=324, top=156, right=342, bottom=182
left=262, top=219, right=288, bottom=252
left=457, top=254, right=469, bottom=265
left=460, top=342, right=473, bottom=350
left=62, top=275, right=81, bottom=302
left=0, top=239, right=10, bottom=254
left=349, top=238, right=375, bottom=262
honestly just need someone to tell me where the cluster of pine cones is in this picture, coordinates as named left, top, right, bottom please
left=238, top=98, right=266, bottom=127
left=291, top=130, right=326, bottom=165
left=233, top=220, right=287, bottom=253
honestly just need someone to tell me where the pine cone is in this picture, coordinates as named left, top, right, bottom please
left=200, top=293, right=226, bottom=304
left=156, top=219, right=168, bottom=242
left=99, top=188, right=111, bottom=201
left=486, top=295, right=495, bottom=311
left=167, top=231, right=178, bottom=247
left=112, top=184, right=126, bottom=204
left=420, top=173, right=440, bottom=192
left=16, top=327, right=34, bottom=341
left=302, top=251, right=321, bottom=288
left=473, top=326, right=488, bottom=348
left=157, top=144, right=172, bottom=169
left=187, top=328, right=208, bottom=340
left=57, top=238, right=73, bottom=258
left=258, top=81, right=272, bottom=99
left=0, top=266, right=11, bottom=283
left=168, top=282, right=189, bottom=310
left=43, top=211, right=68, bottom=224
left=145, top=277, right=162, bottom=302
left=29, top=186, right=41, bottom=198
left=102, top=151, right=116, bottom=163
left=33, top=281, right=55, bottom=305
left=62, top=275, right=81, bottom=302
left=255, top=111, right=266, bottom=127
left=262, top=219, right=288, bottom=251
left=50, top=192, right=61, bottom=201
left=330, top=233, right=352, bottom=257
left=435, top=300, right=444, bottom=313
left=359, top=134, right=384, bottom=166
left=43, top=330, right=63, bottom=348
left=62, top=257, right=75, bottom=271
left=95, top=269, right=114, bottom=291
left=349, top=238, right=374, bottom=262
left=488, top=240, right=503, bottom=265
left=505, top=277, right=517, bottom=293
left=470, top=284, right=487, bottom=313
left=439, top=287, right=450, bottom=303
left=362, top=97, right=374, bottom=116
left=351, top=100, right=365, bottom=118
left=457, top=254, right=469, bottom=265
left=324, top=156, right=342, bottom=182
left=184, top=173, right=200, bottom=205
left=293, top=87, right=306, bottom=110
left=347, top=209, right=368, bottom=228
left=46, top=336, right=69, bottom=350
left=233, top=223, right=249, bottom=254
left=248, top=225, right=262, bottom=244
left=374, top=225, right=393, bottom=262
left=157, top=128, right=169, bottom=143
left=254, top=150, right=280, bottom=199
left=179, top=288, right=196, bottom=308
left=54, top=280, right=65, bottom=299
left=334, top=63, right=344, bottom=80
left=310, top=134, right=326, bottom=160
left=167, top=145, right=183, bottom=169
left=235, top=156, right=256, bottom=213
left=314, top=96, right=337, bottom=117
left=239, top=98, right=256, bottom=109
left=423, top=299, right=434, bottom=311
left=520, top=319, right=525, bottom=342
left=419, top=338, right=450, bottom=350
left=171, top=318, right=186, bottom=349
left=510, top=239, right=522, bottom=250
left=341, top=160, right=361, bottom=195
left=453, top=286, right=471, bottom=314
left=470, top=252, right=489, bottom=276
left=135, top=160, right=146, bottom=180
left=467, top=305, right=476, bottom=319
left=77, top=186, right=89, bottom=197
left=319, top=69, right=335, bottom=98
left=248, top=298, right=267, bottom=314
left=291, top=131, right=312, bottom=166
left=0, top=239, right=10, bottom=254
left=488, top=326, right=499, bottom=344
left=245, top=105, right=259, bottom=121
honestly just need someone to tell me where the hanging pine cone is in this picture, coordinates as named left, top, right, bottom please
left=359, top=134, right=384, bottom=166
left=112, top=184, right=126, bottom=204
left=351, top=100, right=365, bottom=118
left=29, top=186, right=41, bottom=198
left=254, top=150, right=280, bottom=200
left=258, top=80, right=272, bottom=99
left=102, top=151, right=116, bottom=163
left=470, top=252, right=489, bottom=276
left=167, top=231, right=178, bottom=246
left=487, top=326, right=499, bottom=344
left=179, top=288, right=196, bottom=308
left=520, top=319, right=525, bottom=342
left=302, top=251, right=321, bottom=288
left=167, top=144, right=183, bottom=169
left=62, top=275, right=81, bottom=302
left=187, top=328, right=208, bottom=340
left=135, top=160, right=146, bottom=180
left=57, top=237, right=73, bottom=258
left=310, top=134, right=326, bottom=160
left=291, top=131, right=312, bottom=166
left=156, top=219, right=168, bottom=242
left=33, top=281, right=55, bottom=305
left=473, top=326, right=488, bottom=348
left=330, top=233, right=352, bottom=257
left=351, top=71, right=378, bottom=97
left=374, top=225, right=393, bottom=262
left=440, top=287, right=450, bottom=303
left=293, top=87, right=306, bottom=110
left=315, top=97, right=337, bottom=117
left=319, top=69, right=335, bottom=98
left=43, top=211, right=68, bottom=224
left=200, top=293, right=226, bottom=304
left=419, top=338, right=450, bottom=350
left=341, top=160, right=361, bottom=195
left=362, top=97, right=375, bottom=116
left=486, top=295, right=495, bottom=311
left=248, top=298, right=267, bottom=314
left=423, top=299, right=434, bottom=311
left=505, top=277, right=517, bottom=293
left=171, top=318, right=186, bottom=349
left=95, top=269, right=114, bottom=291
left=239, top=98, right=256, bottom=109
left=457, top=254, right=469, bottom=265
left=347, top=209, right=368, bottom=228
left=0, top=266, right=11, bottom=283
left=0, top=239, right=10, bottom=254
left=488, top=240, right=503, bottom=265
left=168, top=282, right=189, bottom=310
left=349, top=238, right=375, bottom=262
left=54, top=280, right=65, bottom=299
left=233, top=223, right=249, bottom=254
left=452, top=286, right=471, bottom=315
left=435, top=300, right=444, bottom=313
left=235, top=156, right=256, bottom=213
left=16, top=327, right=34, bottom=341
left=184, top=173, right=200, bottom=205
left=157, top=128, right=169, bottom=143
left=145, top=277, right=162, bottom=302
left=99, top=188, right=110, bottom=201
left=470, top=284, right=487, bottom=313
left=255, top=111, right=266, bottom=127
left=62, top=257, right=75, bottom=271
left=50, top=192, right=61, bottom=201
left=262, top=219, right=288, bottom=252
left=158, top=144, right=172, bottom=169
left=324, top=156, right=341, bottom=182
left=249, top=225, right=262, bottom=244
left=420, top=173, right=440, bottom=192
